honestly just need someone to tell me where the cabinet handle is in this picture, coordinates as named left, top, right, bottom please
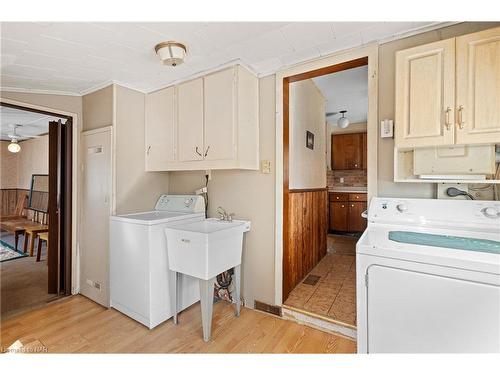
left=354, top=164, right=358, bottom=167
left=195, top=146, right=202, bottom=157
left=351, top=204, right=355, bottom=207
left=445, top=106, right=452, bottom=130
left=341, top=205, right=345, bottom=208
left=204, top=146, right=210, bottom=157
left=457, top=105, right=465, bottom=129
left=147, top=145, right=151, bottom=155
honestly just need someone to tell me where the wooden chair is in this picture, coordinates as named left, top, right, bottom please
left=0, top=193, right=29, bottom=221
left=36, top=232, right=49, bottom=263
left=22, top=211, right=49, bottom=257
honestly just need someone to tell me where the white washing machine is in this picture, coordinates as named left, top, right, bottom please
left=110, top=194, right=205, bottom=329
left=357, top=197, right=500, bottom=353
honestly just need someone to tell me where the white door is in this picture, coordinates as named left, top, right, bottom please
left=203, top=67, right=236, bottom=161
left=367, top=265, right=500, bottom=353
left=177, top=78, right=204, bottom=162
left=145, top=86, right=176, bottom=170
left=81, top=128, right=112, bottom=307
left=395, top=38, right=456, bottom=148
left=456, top=26, right=500, bottom=145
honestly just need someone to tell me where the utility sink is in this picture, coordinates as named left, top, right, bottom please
left=164, top=218, right=251, bottom=342
left=165, top=218, right=251, bottom=280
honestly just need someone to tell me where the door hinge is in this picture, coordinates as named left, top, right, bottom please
left=365, top=273, right=369, bottom=287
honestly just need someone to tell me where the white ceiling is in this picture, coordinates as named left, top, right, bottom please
left=0, top=22, right=439, bottom=95
left=0, top=106, right=65, bottom=140
left=313, top=65, right=368, bottom=125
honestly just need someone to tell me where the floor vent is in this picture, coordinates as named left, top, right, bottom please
left=303, top=275, right=320, bottom=286
left=254, top=300, right=282, bottom=317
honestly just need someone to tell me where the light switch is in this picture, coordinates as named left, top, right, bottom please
left=261, top=160, right=271, bottom=174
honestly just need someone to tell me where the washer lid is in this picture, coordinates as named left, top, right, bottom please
left=110, top=211, right=204, bottom=225
left=357, top=224, right=500, bottom=275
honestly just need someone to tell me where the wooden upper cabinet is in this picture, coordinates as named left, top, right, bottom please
left=395, top=38, right=456, bottom=149
left=456, top=27, right=500, bottom=145
left=203, top=67, right=236, bottom=161
left=145, top=86, right=176, bottom=171
left=331, top=133, right=363, bottom=170
left=176, top=78, right=204, bottom=162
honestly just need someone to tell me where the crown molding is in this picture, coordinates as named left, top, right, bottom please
left=0, top=86, right=81, bottom=97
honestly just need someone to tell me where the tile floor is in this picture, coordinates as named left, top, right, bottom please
left=284, top=235, right=358, bottom=326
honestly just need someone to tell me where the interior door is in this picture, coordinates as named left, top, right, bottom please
left=48, top=119, right=72, bottom=295
left=367, top=265, right=500, bottom=353
left=203, top=67, right=236, bottom=161
left=456, top=26, right=500, bottom=145
left=145, top=86, right=176, bottom=170
left=395, top=38, right=455, bottom=148
left=177, top=78, right=204, bottom=162
left=81, top=128, right=112, bottom=307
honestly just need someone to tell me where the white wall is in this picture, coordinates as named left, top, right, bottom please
left=168, top=75, right=277, bottom=307
left=289, top=79, right=326, bottom=189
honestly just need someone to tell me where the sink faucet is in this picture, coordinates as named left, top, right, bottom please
left=217, top=206, right=235, bottom=222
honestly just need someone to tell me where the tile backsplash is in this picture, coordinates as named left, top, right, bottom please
left=327, top=169, right=367, bottom=188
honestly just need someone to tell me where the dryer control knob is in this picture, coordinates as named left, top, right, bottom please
left=396, top=203, right=408, bottom=213
left=482, top=207, right=499, bottom=218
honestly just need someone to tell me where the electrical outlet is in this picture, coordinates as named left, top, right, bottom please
left=261, top=160, right=271, bottom=174
left=205, top=170, right=212, bottom=180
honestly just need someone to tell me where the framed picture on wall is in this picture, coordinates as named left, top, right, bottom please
left=306, top=131, right=314, bottom=150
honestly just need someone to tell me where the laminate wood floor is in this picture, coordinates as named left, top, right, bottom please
left=0, top=294, right=356, bottom=353
left=284, top=235, right=357, bottom=326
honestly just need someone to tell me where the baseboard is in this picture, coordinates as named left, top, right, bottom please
left=254, top=300, right=282, bottom=317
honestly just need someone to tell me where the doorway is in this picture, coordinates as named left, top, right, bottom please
left=280, top=55, right=372, bottom=328
left=0, top=102, right=73, bottom=318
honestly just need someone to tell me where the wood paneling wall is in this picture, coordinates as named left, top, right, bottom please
left=0, top=188, right=48, bottom=216
left=283, top=188, right=328, bottom=300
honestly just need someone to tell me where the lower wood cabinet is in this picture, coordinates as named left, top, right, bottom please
left=329, top=192, right=367, bottom=233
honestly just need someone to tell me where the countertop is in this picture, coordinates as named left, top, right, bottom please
left=328, top=187, right=367, bottom=193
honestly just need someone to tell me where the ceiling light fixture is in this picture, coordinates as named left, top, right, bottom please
left=337, top=110, right=350, bottom=129
left=8, top=139, right=21, bottom=153
left=154, top=41, right=187, bottom=67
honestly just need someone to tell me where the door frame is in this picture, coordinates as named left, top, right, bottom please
left=274, top=44, right=379, bottom=305
left=0, top=98, right=80, bottom=295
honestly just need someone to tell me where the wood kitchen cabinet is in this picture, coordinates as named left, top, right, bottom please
left=395, top=27, right=500, bottom=149
left=144, top=64, right=259, bottom=171
left=331, top=133, right=364, bottom=170
left=329, top=192, right=367, bottom=233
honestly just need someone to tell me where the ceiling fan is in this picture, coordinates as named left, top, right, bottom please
left=2, top=124, right=42, bottom=153
left=326, top=110, right=350, bottom=129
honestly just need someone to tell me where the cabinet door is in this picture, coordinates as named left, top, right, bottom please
left=395, top=38, right=455, bottom=148
left=145, top=86, right=175, bottom=171
left=331, top=133, right=362, bottom=170
left=204, top=67, right=236, bottom=161
left=329, top=202, right=348, bottom=231
left=177, top=78, right=204, bottom=162
left=456, top=27, right=500, bottom=145
left=348, top=201, right=367, bottom=232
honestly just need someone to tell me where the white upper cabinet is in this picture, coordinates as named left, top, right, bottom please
left=144, top=65, right=259, bottom=171
left=203, top=67, right=236, bottom=162
left=395, top=39, right=456, bottom=149
left=177, top=78, right=204, bottom=162
left=395, top=27, right=500, bottom=149
left=145, top=86, right=176, bottom=171
left=456, top=27, right=500, bottom=145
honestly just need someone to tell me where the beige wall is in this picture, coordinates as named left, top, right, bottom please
left=16, top=135, right=49, bottom=190
left=377, top=21, right=500, bottom=198
left=289, top=79, right=326, bottom=189
left=168, top=75, right=277, bottom=307
left=1, top=141, right=18, bottom=189
left=114, top=85, right=170, bottom=214
left=82, top=85, right=113, bottom=131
